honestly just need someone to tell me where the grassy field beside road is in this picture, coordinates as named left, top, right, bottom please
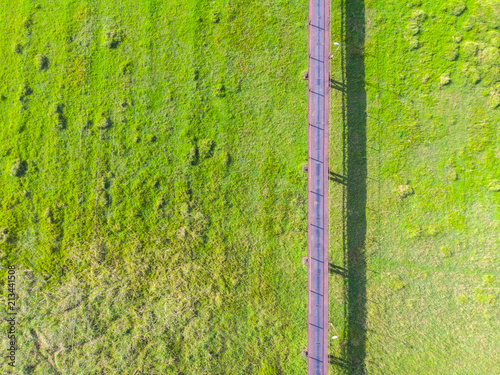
left=328, top=0, right=499, bottom=373
left=0, top=0, right=498, bottom=374
left=0, top=0, right=310, bottom=373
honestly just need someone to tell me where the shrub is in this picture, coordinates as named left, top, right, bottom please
left=439, top=73, right=451, bottom=86
left=488, top=179, right=500, bottom=191
left=99, top=116, right=112, bottom=130
left=0, top=228, right=10, bottom=243
left=13, top=43, right=22, bottom=54
left=120, top=61, right=132, bottom=75
left=55, top=114, right=67, bottom=130
left=10, top=159, right=27, bottom=177
left=156, top=197, right=166, bottom=210
left=411, top=9, right=427, bottom=24
left=396, top=184, right=414, bottom=199
left=443, top=44, right=459, bottom=61
left=481, top=47, right=500, bottom=66
left=447, top=169, right=459, bottom=181
left=443, top=1, right=466, bottom=16
left=461, top=64, right=481, bottom=84
left=35, top=54, right=49, bottom=70
left=405, top=21, right=420, bottom=36
left=44, top=207, right=54, bottom=224
left=462, top=17, right=475, bottom=31
left=211, top=11, right=220, bottom=23
left=198, top=139, right=214, bottom=159
left=187, top=145, right=198, bottom=165
left=18, top=83, right=32, bottom=102
left=488, top=94, right=500, bottom=110
left=409, top=37, right=420, bottom=50
left=105, top=28, right=124, bottom=49
left=406, top=0, right=421, bottom=8
left=214, top=83, right=225, bottom=98
left=488, top=31, right=500, bottom=48
left=461, top=41, right=478, bottom=60
left=440, top=246, right=453, bottom=258
left=479, top=1, right=500, bottom=29
left=52, top=103, right=64, bottom=114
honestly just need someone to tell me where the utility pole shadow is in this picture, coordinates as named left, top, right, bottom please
left=329, top=170, right=347, bottom=185
left=330, top=78, right=347, bottom=92
left=329, top=263, right=347, bottom=277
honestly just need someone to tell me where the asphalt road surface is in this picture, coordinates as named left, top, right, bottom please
left=307, top=0, right=329, bottom=373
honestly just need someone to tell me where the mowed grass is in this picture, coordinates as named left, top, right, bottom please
left=0, top=0, right=310, bottom=373
left=328, top=0, right=499, bottom=373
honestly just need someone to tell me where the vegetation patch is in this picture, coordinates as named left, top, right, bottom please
left=10, top=159, right=28, bottom=177
left=443, top=1, right=467, bottom=16
left=35, top=54, right=49, bottom=70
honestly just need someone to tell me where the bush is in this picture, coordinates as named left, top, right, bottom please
left=411, top=9, right=427, bottom=24
left=13, top=43, right=22, bottom=54
left=187, top=145, right=198, bottom=165
left=52, top=103, right=64, bottom=114
left=443, top=44, right=459, bottom=61
left=99, top=116, right=112, bottom=130
left=35, top=54, right=49, bottom=70
left=396, top=184, right=414, bottom=199
left=10, top=159, right=27, bottom=177
left=443, top=1, right=466, bottom=16
left=488, top=179, right=500, bottom=191
left=198, top=139, right=214, bottom=159
left=214, top=83, right=225, bottom=98
left=461, top=41, right=478, bottom=60
left=481, top=47, right=500, bottom=66
left=406, top=21, right=420, bottom=36
left=409, top=37, right=420, bottom=50
left=18, top=83, right=32, bottom=102
left=440, top=73, right=451, bottom=86
left=461, top=64, right=481, bottom=84
left=55, top=114, right=67, bottom=130
left=0, top=228, right=10, bottom=243
left=120, top=61, right=132, bottom=75
left=211, top=11, right=220, bottom=23
left=105, top=28, right=124, bottom=49
left=406, top=0, right=422, bottom=8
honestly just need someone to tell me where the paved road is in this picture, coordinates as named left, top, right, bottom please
left=307, top=0, right=329, bottom=373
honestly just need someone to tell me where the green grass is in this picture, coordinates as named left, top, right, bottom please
left=0, top=0, right=309, bottom=373
left=328, top=0, right=500, bottom=373
left=0, top=0, right=498, bottom=374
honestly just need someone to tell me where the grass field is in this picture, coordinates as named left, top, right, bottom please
left=328, top=0, right=500, bottom=373
left=0, top=0, right=498, bottom=374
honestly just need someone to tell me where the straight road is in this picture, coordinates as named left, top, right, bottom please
left=307, top=0, right=329, bottom=373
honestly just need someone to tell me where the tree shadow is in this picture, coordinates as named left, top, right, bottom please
left=340, top=0, right=368, bottom=373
